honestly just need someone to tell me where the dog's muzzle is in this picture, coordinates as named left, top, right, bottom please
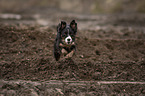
left=65, top=36, right=72, bottom=44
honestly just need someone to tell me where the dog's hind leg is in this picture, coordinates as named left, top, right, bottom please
left=54, top=51, right=61, bottom=61
left=54, top=41, right=61, bottom=61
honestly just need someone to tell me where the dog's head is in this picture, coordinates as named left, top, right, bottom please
left=57, top=20, right=77, bottom=45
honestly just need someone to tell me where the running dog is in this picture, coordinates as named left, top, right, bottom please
left=54, top=20, right=77, bottom=61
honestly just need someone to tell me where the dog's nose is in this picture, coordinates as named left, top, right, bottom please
left=67, top=38, right=70, bottom=41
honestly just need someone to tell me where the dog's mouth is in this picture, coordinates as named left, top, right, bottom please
left=67, top=41, right=71, bottom=44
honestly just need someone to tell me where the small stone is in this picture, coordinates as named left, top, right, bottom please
left=45, top=88, right=56, bottom=96
left=5, top=90, right=16, bottom=96
left=64, top=71, right=70, bottom=77
left=55, top=88, right=64, bottom=95
left=0, top=94, right=4, bottom=96
left=87, top=91, right=97, bottom=96
left=80, top=55, right=84, bottom=58
left=30, top=89, right=38, bottom=96
left=78, top=92, right=86, bottom=96
left=69, top=92, right=77, bottom=96
left=92, top=72, right=101, bottom=80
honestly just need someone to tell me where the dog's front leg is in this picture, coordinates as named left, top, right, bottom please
left=64, top=49, right=75, bottom=59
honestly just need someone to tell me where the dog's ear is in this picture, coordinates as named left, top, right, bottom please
left=70, top=20, right=77, bottom=33
left=57, top=21, right=66, bottom=32
left=60, top=21, right=66, bottom=30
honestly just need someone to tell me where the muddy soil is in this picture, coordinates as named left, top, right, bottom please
left=0, top=10, right=145, bottom=95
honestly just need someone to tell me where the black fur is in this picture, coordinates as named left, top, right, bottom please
left=54, top=20, right=77, bottom=61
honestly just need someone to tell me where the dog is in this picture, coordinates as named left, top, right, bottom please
left=54, top=20, right=77, bottom=61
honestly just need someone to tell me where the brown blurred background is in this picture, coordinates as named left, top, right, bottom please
left=0, top=0, right=145, bottom=14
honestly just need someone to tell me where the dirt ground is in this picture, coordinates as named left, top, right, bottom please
left=0, top=9, right=145, bottom=95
